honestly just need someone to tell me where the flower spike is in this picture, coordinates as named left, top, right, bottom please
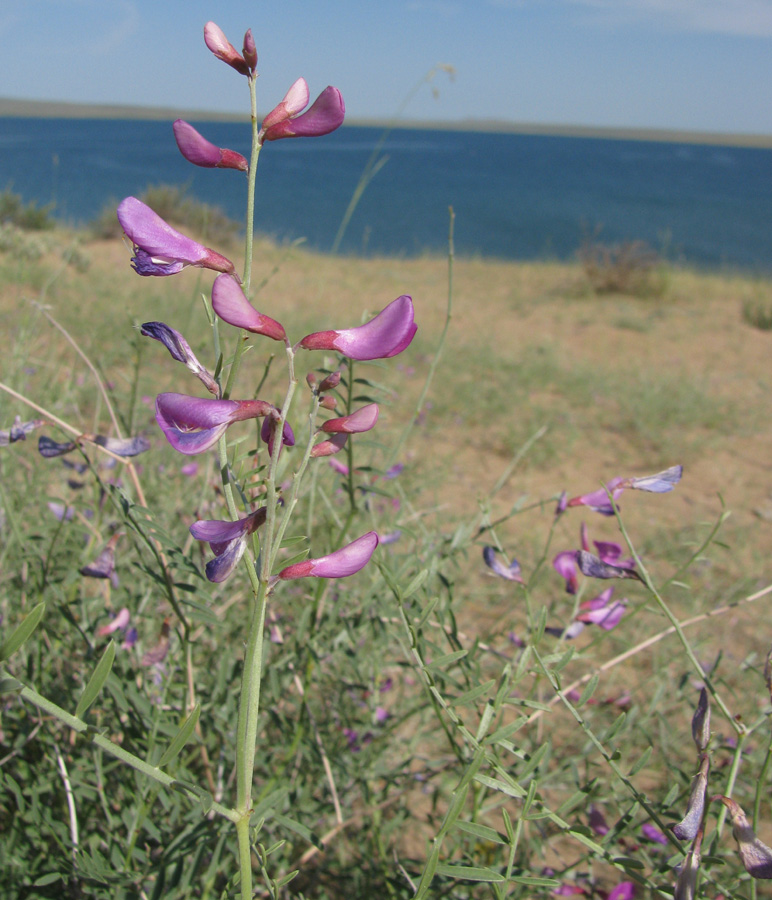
left=211, top=274, right=286, bottom=341
left=278, top=531, right=378, bottom=580
left=299, top=295, right=416, bottom=361
left=173, top=120, right=248, bottom=172
left=117, top=197, right=235, bottom=277
left=155, top=392, right=273, bottom=455
left=259, top=81, right=345, bottom=142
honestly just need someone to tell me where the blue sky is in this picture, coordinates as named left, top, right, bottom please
left=2, top=0, right=772, bottom=134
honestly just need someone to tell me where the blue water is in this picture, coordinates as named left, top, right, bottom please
left=1, top=117, right=770, bottom=270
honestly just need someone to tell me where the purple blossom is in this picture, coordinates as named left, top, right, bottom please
left=97, top=607, right=130, bottom=637
left=607, top=883, right=635, bottom=900
left=588, top=804, right=609, bottom=835
left=299, top=295, right=416, bottom=361
left=259, top=80, right=345, bottom=142
left=715, top=795, right=772, bottom=879
left=211, top=274, right=286, bottom=341
left=173, top=120, right=248, bottom=171
left=155, top=392, right=274, bottom=455
left=311, top=433, right=348, bottom=458
left=568, top=465, right=683, bottom=516
left=141, top=322, right=218, bottom=394
left=641, top=823, right=668, bottom=845
left=321, top=403, right=379, bottom=434
left=39, top=436, right=77, bottom=458
left=553, top=550, right=579, bottom=594
left=0, top=416, right=45, bottom=446
left=672, top=754, right=709, bottom=841
left=278, top=531, right=378, bottom=580
left=203, top=21, right=251, bottom=75
left=190, top=507, right=267, bottom=582
left=328, top=458, right=349, bottom=475
left=576, top=587, right=627, bottom=630
left=482, top=546, right=524, bottom=583
left=80, top=533, right=122, bottom=580
left=92, top=434, right=151, bottom=457
left=242, top=29, right=257, bottom=70
left=260, top=416, right=296, bottom=457
left=117, top=197, right=235, bottom=277
left=576, top=550, right=643, bottom=583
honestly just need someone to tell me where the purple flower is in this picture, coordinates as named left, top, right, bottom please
left=260, top=416, right=296, bottom=457
left=310, top=433, right=348, bottom=458
left=588, top=804, right=609, bottom=835
left=141, top=322, right=218, bottom=394
left=576, top=587, right=627, bottom=631
left=155, top=392, right=274, bottom=455
left=576, top=550, right=643, bottom=583
left=553, top=549, right=579, bottom=594
left=278, top=531, right=378, bottom=580
left=173, top=120, right=248, bottom=172
left=568, top=465, right=683, bottom=516
left=321, top=403, right=379, bottom=434
left=715, top=795, right=772, bottom=879
left=117, top=197, right=235, bottom=277
left=329, top=458, right=349, bottom=476
left=92, top=434, right=151, bottom=457
left=80, top=533, right=122, bottom=580
left=607, top=883, right=635, bottom=900
left=672, top=754, right=710, bottom=841
left=242, top=29, right=257, bottom=70
left=97, top=607, right=130, bottom=637
left=0, top=416, right=45, bottom=446
left=259, top=79, right=345, bottom=143
left=204, top=21, right=251, bottom=76
left=483, top=546, right=524, bottom=583
left=641, top=822, right=668, bottom=845
left=211, top=274, right=286, bottom=341
left=39, top=436, right=77, bottom=458
left=298, top=295, right=416, bottom=361
left=190, top=508, right=267, bottom=582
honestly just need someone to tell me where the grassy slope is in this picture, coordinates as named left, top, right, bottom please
left=3, top=229, right=771, bottom=649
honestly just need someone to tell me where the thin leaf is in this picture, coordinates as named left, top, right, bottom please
left=0, top=602, right=46, bottom=663
left=74, top=641, right=116, bottom=719
left=158, top=704, right=201, bottom=767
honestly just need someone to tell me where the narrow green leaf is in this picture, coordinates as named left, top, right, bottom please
left=435, top=864, right=504, bottom=883
left=158, top=704, right=201, bottom=768
left=603, top=712, right=628, bottom=742
left=629, top=745, right=653, bottom=776
left=272, top=812, right=322, bottom=849
left=613, top=856, right=645, bottom=869
left=520, top=741, right=550, bottom=780
left=455, top=821, right=506, bottom=844
left=452, top=680, right=495, bottom=707
left=415, top=596, right=439, bottom=630
left=0, top=676, right=23, bottom=694
left=424, top=649, right=468, bottom=672
left=510, top=876, right=561, bottom=888
left=475, top=702, right=496, bottom=742
left=402, top=568, right=429, bottom=600
left=473, top=773, right=525, bottom=799
left=33, top=873, right=63, bottom=887
left=74, top=641, right=116, bottom=719
left=0, top=602, right=45, bottom=663
left=576, top=673, right=600, bottom=708
left=484, top=716, right=528, bottom=746
left=568, top=829, right=606, bottom=855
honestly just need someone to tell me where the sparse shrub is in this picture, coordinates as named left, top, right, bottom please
left=579, top=231, right=667, bottom=297
left=89, top=183, right=239, bottom=246
left=742, top=296, right=772, bottom=331
left=0, top=188, right=55, bottom=230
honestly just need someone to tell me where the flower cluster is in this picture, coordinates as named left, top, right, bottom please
left=115, top=22, right=416, bottom=587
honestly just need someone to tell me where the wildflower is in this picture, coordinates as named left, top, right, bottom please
left=298, top=295, right=416, bottom=360
left=483, top=546, right=524, bottom=583
left=211, top=274, right=286, bottom=341
left=80, top=533, right=122, bottom=580
left=575, top=587, right=627, bottom=630
left=0, top=416, right=44, bottom=446
left=155, top=392, right=274, bottom=455
left=321, top=403, right=379, bottom=434
left=278, top=531, right=378, bottom=580
left=97, top=607, right=130, bottom=636
left=259, top=79, right=345, bottom=143
left=39, top=436, right=77, bottom=458
left=608, top=884, right=635, bottom=900
left=203, top=21, right=250, bottom=76
left=672, top=754, right=709, bottom=842
left=567, top=465, right=683, bottom=516
left=588, top=804, right=609, bottom=835
left=329, top=458, right=349, bottom=475
left=141, top=619, right=171, bottom=667
left=641, top=822, right=669, bottom=845
left=117, top=197, right=235, bottom=277
left=190, top=507, right=267, bottom=582
left=242, top=28, right=257, bottom=71
left=553, top=550, right=579, bottom=594
left=714, top=795, right=772, bottom=879
left=141, top=322, right=218, bottom=394
left=673, top=840, right=701, bottom=900
left=310, top=432, right=348, bottom=458
left=91, top=434, right=151, bottom=457
left=172, top=120, right=248, bottom=171
left=691, top=687, right=710, bottom=753
left=260, top=415, right=296, bottom=457
left=576, top=550, right=643, bottom=583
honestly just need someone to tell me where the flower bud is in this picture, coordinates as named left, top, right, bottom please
left=242, top=29, right=257, bottom=71
left=318, top=371, right=342, bottom=392
left=320, top=396, right=337, bottom=411
left=173, top=120, right=248, bottom=172
left=714, top=795, right=772, bottom=879
left=691, top=687, right=710, bottom=753
left=204, top=21, right=250, bottom=76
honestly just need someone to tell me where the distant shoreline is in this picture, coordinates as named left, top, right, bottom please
left=2, top=96, right=771, bottom=149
